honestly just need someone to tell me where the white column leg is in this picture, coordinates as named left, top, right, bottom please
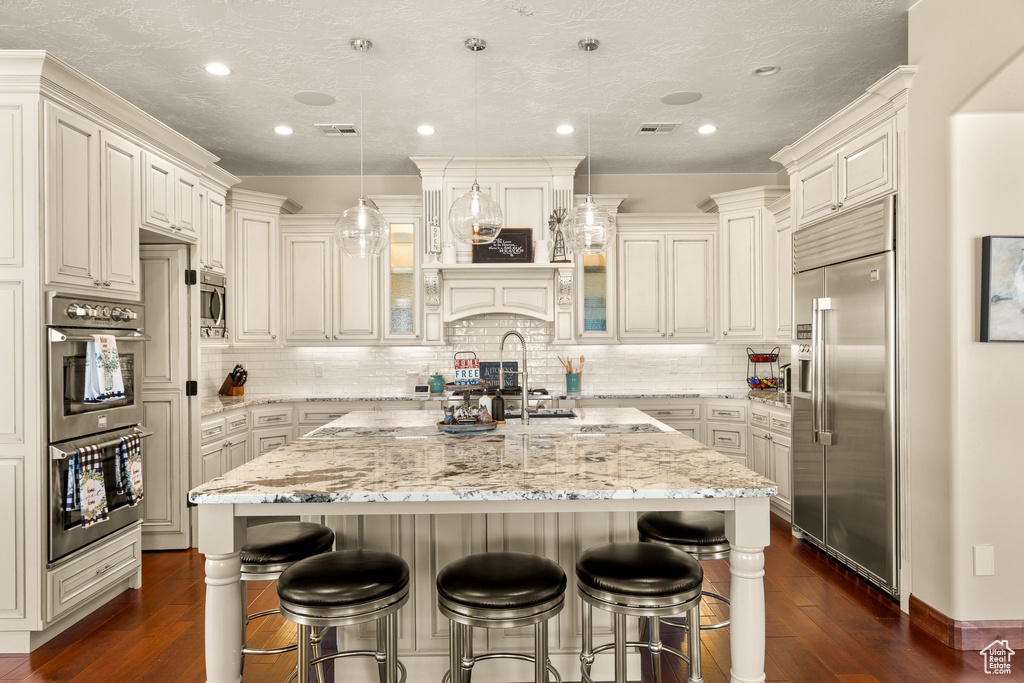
left=199, top=505, right=246, bottom=683
left=724, top=497, right=770, bottom=683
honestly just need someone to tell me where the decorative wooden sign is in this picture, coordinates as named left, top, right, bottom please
left=472, top=228, right=534, bottom=264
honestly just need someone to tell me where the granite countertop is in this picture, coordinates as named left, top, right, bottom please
left=200, top=390, right=792, bottom=417
left=188, top=407, right=777, bottom=505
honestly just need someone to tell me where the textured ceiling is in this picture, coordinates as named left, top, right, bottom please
left=0, top=0, right=908, bottom=175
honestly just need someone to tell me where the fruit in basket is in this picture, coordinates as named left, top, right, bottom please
left=747, top=375, right=779, bottom=389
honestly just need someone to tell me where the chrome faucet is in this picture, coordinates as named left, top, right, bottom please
left=498, top=330, right=529, bottom=424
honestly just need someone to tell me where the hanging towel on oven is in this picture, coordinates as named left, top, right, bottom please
left=76, top=444, right=109, bottom=527
left=84, top=334, right=125, bottom=404
left=115, top=433, right=143, bottom=506
left=65, top=450, right=82, bottom=512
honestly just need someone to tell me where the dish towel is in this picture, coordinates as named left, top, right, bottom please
left=84, top=334, right=126, bottom=404
left=65, top=451, right=82, bottom=512
left=115, top=433, right=144, bottom=506
left=76, top=444, right=109, bottom=528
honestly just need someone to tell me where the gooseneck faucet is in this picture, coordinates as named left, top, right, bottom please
left=498, top=330, right=529, bottom=424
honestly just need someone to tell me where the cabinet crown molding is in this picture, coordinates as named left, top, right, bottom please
left=767, top=194, right=791, bottom=218
left=410, top=155, right=585, bottom=178
left=0, top=50, right=221, bottom=173
left=201, top=165, right=241, bottom=193
left=616, top=213, right=717, bottom=230
left=228, top=188, right=302, bottom=215
left=698, top=186, right=789, bottom=213
left=771, top=65, right=916, bottom=169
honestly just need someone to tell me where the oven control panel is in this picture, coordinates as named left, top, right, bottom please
left=49, top=294, right=145, bottom=330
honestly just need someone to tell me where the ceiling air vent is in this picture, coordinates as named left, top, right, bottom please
left=314, top=123, right=359, bottom=137
left=636, top=122, right=680, bottom=136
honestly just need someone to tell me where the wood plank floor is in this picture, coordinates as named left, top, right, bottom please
left=1, top=514, right=1014, bottom=682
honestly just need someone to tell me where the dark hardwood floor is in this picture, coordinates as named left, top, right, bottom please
left=1, top=514, right=1013, bottom=682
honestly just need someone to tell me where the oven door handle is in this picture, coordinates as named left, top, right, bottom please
left=49, top=328, right=152, bottom=343
left=50, top=426, right=155, bottom=460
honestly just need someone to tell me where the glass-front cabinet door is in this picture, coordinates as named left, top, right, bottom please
left=576, top=248, right=616, bottom=342
left=383, top=221, right=420, bottom=340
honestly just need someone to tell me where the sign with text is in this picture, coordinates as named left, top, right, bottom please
left=472, top=228, right=534, bottom=264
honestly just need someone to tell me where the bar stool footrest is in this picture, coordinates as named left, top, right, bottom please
left=580, top=641, right=688, bottom=683
left=283, top=651, right=407, bottom=683
left=659, top=590, right=730, bottom=631
left=442, top=651, right=563, bottom=683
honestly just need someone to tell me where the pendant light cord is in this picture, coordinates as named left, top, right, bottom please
left=587, top=46, right=592, bottom=196
left=474, top=47, right=479, bottom=183
left=359, top=44, right=365, bottom=199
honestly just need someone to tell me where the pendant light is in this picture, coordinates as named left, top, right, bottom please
left=567, top=38, right=614, bottom=255
left=336, top=38, right=389, bottom=257
left=449, top=37, right=503, bottom=245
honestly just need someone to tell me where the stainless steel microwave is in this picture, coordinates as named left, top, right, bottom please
left=200, top=271, right=228, bottom=340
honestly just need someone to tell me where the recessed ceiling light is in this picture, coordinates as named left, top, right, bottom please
left=753, top=65, right=781, bottom=77
left=660, top=91, right=702, bottom=106
left=274, top=125, right=293, bottom=135
left=293, top=91, right=336, bottom=106
left=204, top=63, right=231, bottom=76
left=417, top=125, right=435, bottom=135
left=698, top=124, right=717, bottom=135
left=556, top=124, right=575, bottom=135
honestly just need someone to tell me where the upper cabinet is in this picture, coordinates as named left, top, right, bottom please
left=768, top=195, right=793, bottom=340
left=198, top=185, right=228, bottom=274
left=44, top=100, right=141, bottom=299
left=700, top=187, right=789, bottom=341
left=773, top=66, right=915, bottom=231
left=616, top=215, right=718, bottom=343
left=141, top=150, right=199, bottom=243
left=228, top=189, right=301, bottom=346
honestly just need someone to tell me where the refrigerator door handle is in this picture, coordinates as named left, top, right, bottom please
left=814, top=297, right=835, bottom=445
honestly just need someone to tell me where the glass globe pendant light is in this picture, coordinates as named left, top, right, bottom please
left=336, top=38, right=389, bottom=257
left=568, top=38, right=614, bottom=255
left=449, top=37, right=503, bottom=245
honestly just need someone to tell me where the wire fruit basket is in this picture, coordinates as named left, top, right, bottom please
left=746, top=347, right=781, bottom=390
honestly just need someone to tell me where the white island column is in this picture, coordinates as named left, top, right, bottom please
left=726, top=496, right=771, bottom=683
left=199, top=505, right=246, bottom=683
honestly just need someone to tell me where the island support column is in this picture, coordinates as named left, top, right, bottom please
left=199, top=505, right=246, bottom=683
left=725, top=496, right=771, bottom=683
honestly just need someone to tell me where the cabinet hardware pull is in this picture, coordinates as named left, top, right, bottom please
left=723, top=331, right=728, bottom=336
left=837, top=202, right=844, bottom=208
left=95, top=562, right=115, bottom=576
left=655, top=411, right=672, bottom=416
left=271, top=335, right=276, bottom=340
left=669, top=332, right=674, bottom=336
left=223, top=440, right=232, bottom=447
left=103, top=280, right=111, bottom=287
left=94, top=280, right=103, bottom=287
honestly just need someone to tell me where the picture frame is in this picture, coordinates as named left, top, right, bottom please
left=472, top=228, right=533, bottom=264
left=980, top=235, right=1024, bottom=342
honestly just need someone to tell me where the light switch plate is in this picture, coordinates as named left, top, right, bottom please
left=973, top=544, right=995, bottom=576
left=314, top=362, right=325, bottom=378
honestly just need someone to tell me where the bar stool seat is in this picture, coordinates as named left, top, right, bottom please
left=437, top=551, right=566, bottom=683
left=278, top=550, right=410, bottom=683
left=638, top=510, right=731, bottom=632
left=576, top=542, right=703, bottom=683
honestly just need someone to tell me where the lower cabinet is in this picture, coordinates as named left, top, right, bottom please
left=748, top=404, right=792, bottom=516
left=46, top=525, right=141, bottom=622
left=251, top=427, right=293, bottom=459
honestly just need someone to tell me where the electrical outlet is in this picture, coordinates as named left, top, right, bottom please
left=669, top=360, right=679, bottom=374
left=314, top=362, right=325, bottom=378
left=973, top=545, right=995, bottom=576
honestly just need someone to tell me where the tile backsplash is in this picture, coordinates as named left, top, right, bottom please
left=201, top=314, right=791, bottom=397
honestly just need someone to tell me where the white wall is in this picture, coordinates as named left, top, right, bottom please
left=907, top=0, right=1024, bottom=622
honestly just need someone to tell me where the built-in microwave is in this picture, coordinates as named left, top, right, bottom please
left=200, top=271, right=228, bottom=340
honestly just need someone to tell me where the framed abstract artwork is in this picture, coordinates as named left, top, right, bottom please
left=981, top=236, right=1024, bottom=342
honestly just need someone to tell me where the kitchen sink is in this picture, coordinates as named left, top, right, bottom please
left=512, top=409, right=577, bottom=419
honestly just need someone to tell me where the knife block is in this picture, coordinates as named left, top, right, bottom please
left=218, top=375, right=244, bottom=396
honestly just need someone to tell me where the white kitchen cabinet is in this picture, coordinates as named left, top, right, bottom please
left=790, top=119, right=896, bottom=229
left=668, top=233, right=715, bottom=340
left=771, top=432, right=792, bottom=514
left=768, top=195, right=793, bottom=341
left=225, top=436, right=248, bottom=471
left=201, top=440, right=225, bottom=482
left=252, top=427, right=293, bottom=459
left=141, top=150, right=199, bottom=242
left=233, top=209, right=278, bottom=343
left=748, top=403, right=792, bottom=516
left=283, top=233, right=333, bottom=342
left=749, top=426, right=770, bottom=478
left=44, top=101, right=141, bottom=298
left=617, top=232, right=664, bottom=339
left=199, top=187, right=227, bottom=274
left=46, top=526, right=141, bottom=623
left=336, top=247, right=379, bottom=340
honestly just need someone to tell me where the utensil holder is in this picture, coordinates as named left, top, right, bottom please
left=565, top=372, right=582, bottom=393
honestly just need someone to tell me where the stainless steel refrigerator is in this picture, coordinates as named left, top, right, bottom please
left=791, top=196, right=898, bottom=596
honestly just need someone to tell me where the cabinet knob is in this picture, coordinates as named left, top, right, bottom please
left=578, top=333, right=583, bottom=338
left=103, top=280, right=111, bottom=287
left=325, top=335, right=330, bottom=339
left=837, top=202, right=844, bottom=208
left=669, top=332, right=674, bottom=337
left=723, top=331, right=729, bottom=336
left=94, top=280, right=102, bottom=287
left=661, top=333, right=666, bottom=337
left=271, top=335, right=276, bottom=340
left=830, top=204, right=837, bottom=211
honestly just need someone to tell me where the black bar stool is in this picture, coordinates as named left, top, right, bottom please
left=638, top=511, right=731, bottom=630
left=575, top=542, right=703, bottom=683
left=436, top=551, right=566, bottom=683
left=277, top=549, right=410, bottom=683
left=240, top=521, right=336, bottom=679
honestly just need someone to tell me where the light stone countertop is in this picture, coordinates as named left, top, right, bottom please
left=200, top=390, right=791, bottom=417
left=188, top=407, right=777, bottom=505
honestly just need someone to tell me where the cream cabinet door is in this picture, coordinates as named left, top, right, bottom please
left=838, top=119, right=896, bottom=211
left=770, top=433, right=792, bottom=511
left=283, top=233, right=333, bottom=342
left=749, top=427, right=770, bottom=478
left=141, top=150, right=175, bottom=233
left=233, top=210, right=279, bottom=343
left=617, top=233, right=665, bottom=339
left=99, top=129, right=140, bottom=297
left=204, top=190, right=227, bottom=273
left=336, top=248, right=379, bottom=340
left=774, top=218, right=793, bottom=339
left=173, top=167, right=200, bottom=239
left=201, top=441, right=225, bottom=483
left=225, top=437, right=248, bottom=472
left=44, top=101, right=102, bottom=290
left=795, top=154, right=838, bottom=227
left=498, top=181, right=550, bottom=236
left=668, top=233, right=715, bottom=340
left=720, top=210, right=763, bottom=339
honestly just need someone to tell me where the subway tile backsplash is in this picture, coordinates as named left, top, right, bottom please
left=201, top=314, right=791, bottom=397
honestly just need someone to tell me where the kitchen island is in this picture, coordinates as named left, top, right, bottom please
left=190, top=407, right=775, bottom=683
